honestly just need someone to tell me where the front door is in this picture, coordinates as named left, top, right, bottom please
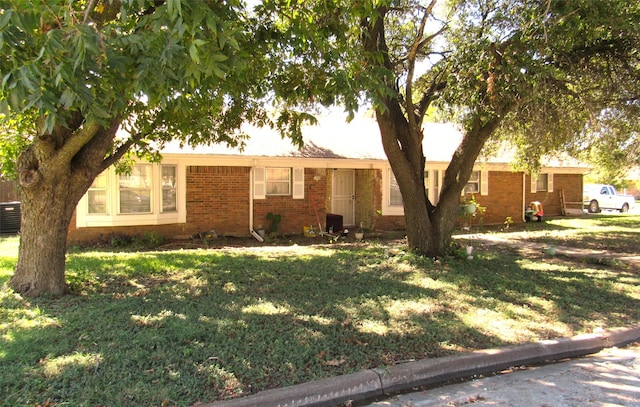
left=332, top=169, right=355, bottom=226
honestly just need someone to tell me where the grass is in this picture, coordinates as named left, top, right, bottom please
left=1, top=214, right=640, bottom=406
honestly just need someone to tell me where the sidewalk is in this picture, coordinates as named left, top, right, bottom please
left=202, top=328, right=640, bottom=407
left=363, top=343, right=640, bottom=407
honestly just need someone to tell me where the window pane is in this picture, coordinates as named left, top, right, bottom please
left=162, top=166, right=177, bottom=213
left=162, top=189, right=177, bottom=212
left=266, top=168, right=291, bottom=195
left=536, top=174, right=548, bottom=191
left=465, top=171, right=480, bottom=194
left=119, top=165, right=151, bottom=188
left=389, top=172, right=403, bottom=206
left=268, top=168, right=290, bottom=181
left=91, top=172, right=107, bottom=188
left=119, top=190, right=151, bottom=213
left=88, top=172, right=107, bottom=214
left=88, top=190, right=106, bottom=214
left=267, top=181, right=290, bottom=195
left=162, top=166, right=176, bottom=187
left=119, top=164, right=152, bottom=213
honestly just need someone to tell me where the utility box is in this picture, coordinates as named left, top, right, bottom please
left=0, top=201, right=21, bottom=234
left=325, top=213, right=343, bottom=233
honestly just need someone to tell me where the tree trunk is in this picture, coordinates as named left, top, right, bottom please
left=376, top=104, right=503, bottom=258
left=362, top=5, right=510, bottom=258
left=9, top=181, right=76, bottom=297
left=9, top=118, right=120, bottom=297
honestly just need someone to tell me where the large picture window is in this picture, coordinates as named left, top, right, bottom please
left=266, top=167, right=291, bottom=196
left=77, top=162, right=184, bottom=228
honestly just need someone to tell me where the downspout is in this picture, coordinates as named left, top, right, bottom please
left=522, top=173, right=526, bottom=222
left=249, top=167, right=264, bottom=242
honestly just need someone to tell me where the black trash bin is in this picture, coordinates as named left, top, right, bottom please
left=325, top=213, right=343, bottom=233
left=0, top=201, right=21, bottom=234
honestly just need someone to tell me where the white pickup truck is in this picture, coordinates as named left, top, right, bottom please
left=583, top=184, right=636, bottom=213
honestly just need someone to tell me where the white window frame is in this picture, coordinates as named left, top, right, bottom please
left=266, top=167, right=292, bottom=196
left=161, top=165, right=178, bottom=213
left=76, top=161, right=186, bottom=228
left=463, top=170, right=488, bottom=196
left=465, top=171, right=481, bottom=194
left=381, top=167, right=404, bottom=216
left=389, top=171, right=403, bottom=207
left=253, top=166, right=304, bottom=200
left=87, top=171, right=108, bottom=214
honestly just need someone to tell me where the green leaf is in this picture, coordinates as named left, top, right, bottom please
left=0, top=9, right=13, bottom=30
left=59, top=88, right=74, bottom=109
left=43, top=114, right=56, bottom=135
left=210, top=53, right=228, bottom=62
left=166, top=0, right=182, bottom=20
left=188, top=43, right=200, bottom=64
left=0, top=99, right=9, bottom=116
left=211, top=64, right=225, bottom=79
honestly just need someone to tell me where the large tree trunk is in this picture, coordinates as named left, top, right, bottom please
left=363, top=4, right=511, bottom=258
left=9, top=117, right=121, bottom=297
left=377, top=103, right=503, bottom=257
left=9, top=164, right=80, bottom=296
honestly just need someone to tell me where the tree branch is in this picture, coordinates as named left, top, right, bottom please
left=405, top=0, right=439, bottom=135
left=100, top=133, right=145, bottom=172
left=83, top=0, right=98, bottom=24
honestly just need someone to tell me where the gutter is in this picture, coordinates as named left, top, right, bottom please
left=249, top=166, right=264, bottom=242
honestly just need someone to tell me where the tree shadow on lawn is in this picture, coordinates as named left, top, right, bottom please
left=437, top=247, right=640, bottom=331
left=2, top=244, right=638, bottom=406
left=526, top=230, right=640, bottom=254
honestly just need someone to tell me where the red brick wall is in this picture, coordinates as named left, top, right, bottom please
left=254, top=168, right=327, bottom=235
left=469, top=171, right=525, bottom=225
left=464, top=172, right=583, bottom=225
left=185, top=166, right=250, bottom=235
left=525, top=173, right=582, bottom=217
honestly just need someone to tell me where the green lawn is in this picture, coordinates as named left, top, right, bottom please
left=1, top=214, right=639, bottom=406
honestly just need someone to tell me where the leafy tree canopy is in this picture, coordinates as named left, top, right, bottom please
left=0, top=0, right=315, bottom=178
left=256, top=0, right=640, bottom=172
left=251, top=0, right=639, bottom=256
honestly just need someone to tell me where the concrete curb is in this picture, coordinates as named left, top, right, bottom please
left=201, top=326, right=640, bottom=407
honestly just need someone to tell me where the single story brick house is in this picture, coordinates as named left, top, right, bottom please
left=68, top=116, right=586, bottom=243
